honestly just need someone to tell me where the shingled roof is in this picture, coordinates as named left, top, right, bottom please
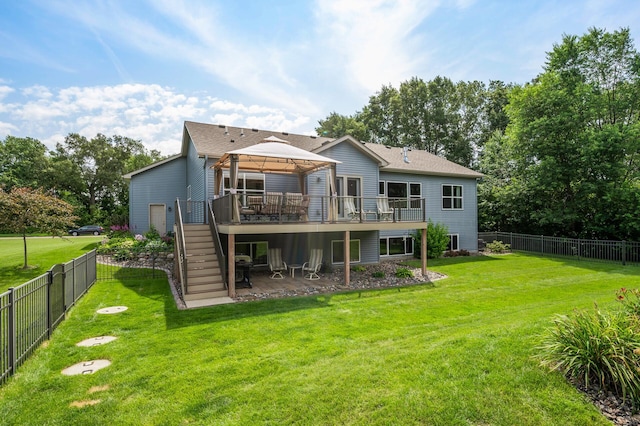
left=183, top=121, right=483, bottom=179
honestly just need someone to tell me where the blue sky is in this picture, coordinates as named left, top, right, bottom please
left=0, top=0, right=638, bottom=155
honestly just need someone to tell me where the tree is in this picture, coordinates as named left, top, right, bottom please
left=316, top=111, right=368, bottom=141
left=0, top=187, right=77, bottom=268
left=52, top=133, right=163, bottom=224
left=0, top=136, right=51, bottom=190
left=503, top=27, right=640, bottom=239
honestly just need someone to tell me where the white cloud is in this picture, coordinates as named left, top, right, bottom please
left=0, top=82, right=314, bottom=155
left=314, top=0, right=440, bottom=93
left=0, top=85, right=15, bottom=100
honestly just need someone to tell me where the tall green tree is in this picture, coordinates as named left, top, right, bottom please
left=315, top=111, right=368, bottom=141
left=0, top=136, right=51, bottom=190
left=52, top=133, right=160, bottom=224
left=0, top=187, right=77, bottom=268
left=504, top=27, right=640, bottom=239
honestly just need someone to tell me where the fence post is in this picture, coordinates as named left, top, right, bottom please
left=541, top=235, right=544, bottom=256
left=8, top=288, right=16, bottom=377
left=622, top=241, right=627, bottom=266
left=46, top=268, right=52, bottom=339
left=577, top=239, right=581, bottom=261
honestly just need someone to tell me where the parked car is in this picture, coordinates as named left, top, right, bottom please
left=68, top=225, right=104, bottom=236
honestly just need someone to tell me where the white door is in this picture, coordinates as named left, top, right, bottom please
left=149, top=204, right=166, bottom=234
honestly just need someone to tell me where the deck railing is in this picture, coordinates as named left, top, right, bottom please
left=479, top=231, right=640, bottom=266
left=209, top=194, right=427, bottom=225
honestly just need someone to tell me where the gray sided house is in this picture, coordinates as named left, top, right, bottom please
left=124, top=121, right=483, bottom=302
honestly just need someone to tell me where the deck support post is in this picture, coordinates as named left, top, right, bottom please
left=228, top=234, right=236, bottom=298
left=421, top=228, right=427, bottom=276
left=344, top=230, right=350, bottom=286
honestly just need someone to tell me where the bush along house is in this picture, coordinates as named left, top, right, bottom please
left=124, top=121, right=483, bottom=303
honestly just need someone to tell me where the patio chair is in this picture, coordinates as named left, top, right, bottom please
left=297, top=195, right=310, bottom=221
left=268, top=248, right=287, bottom=279
left=283, top=192, right=303, bottom=216
left=344, top=196, right=360, bottom=220
left=302, top=248, right=323, bottom=280
left=247, top=195, right=264, bottom=214
left=376, top=196, right=394, bottom=221
left=261, top=192, right=282, bottom=217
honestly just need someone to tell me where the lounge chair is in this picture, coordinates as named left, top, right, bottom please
left=344, top=196, right=360, bottom=220
left=302, top=248, right=323, bottom=280
left=297, top=195, right=310, bottom=221
left=268, top=248, right=287, bottom=279
left=376, top=196, right=394, bottom=221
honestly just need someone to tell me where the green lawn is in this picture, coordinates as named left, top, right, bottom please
left=0, top=236, right=103, bottom=292
left=1, top=253, right=638, bottom=425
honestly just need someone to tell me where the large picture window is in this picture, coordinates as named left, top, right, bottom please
left=380, top=181, right=422, bottom=208
left=442, top=184, right=463, bottom=210
left=331, top=240, right=360, bottom=264
left=380, top=236, right=414, bottom=257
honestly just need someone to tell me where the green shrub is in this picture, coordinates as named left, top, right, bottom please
left=395, top=268, right=413, bottom=278
left=412, top=220, right=450, bottom=259
left=352, top=265, right=366, bottom=272
left=538, top=299, right=640, bottom=405
left=486, top=240, right=511, bottom=253
left=372, top=271, right=385, bottom=278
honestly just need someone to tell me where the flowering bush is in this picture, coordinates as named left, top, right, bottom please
left=616, top=288, right=640, bottom=316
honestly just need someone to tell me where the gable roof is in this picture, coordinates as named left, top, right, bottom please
left=122, top=154, right=182, bottom=179
left=182, top=120, right=482, bottom=179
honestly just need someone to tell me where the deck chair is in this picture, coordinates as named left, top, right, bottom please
left=302, top=248, right=323, bottom=280
left=376, top=196, right=394, bottom=221
left=247, top=195, right=264, bottom=214
left=268, top=248, right=287, bottom=279
left=261, top=192, right=282, bottom=216
left=344, top=196, right=360, bottom=220
left=297, top=195, right=310, bottom=221
left=283, top=192, right=303, bottom=216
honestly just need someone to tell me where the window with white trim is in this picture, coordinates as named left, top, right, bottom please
left=331, top=239, right=361, bottom=264
left=380, top=236, right=414, bottom=256
left=223, top=171, right=265, bottom=204
left=447, top=234, right=459, bottom=251
left=442, top=184, right=463, bottom=210
left=380, top=181, right=422, bottom=208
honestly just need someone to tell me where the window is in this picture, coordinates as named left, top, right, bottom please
left=442, top=184, right=463, bottom=210
left=381, top=181, right=422, bottom=208
left=380, top=236, right=414, bottom=256
left=332, top=239, right=360, bottom=264
left=223, top=172, right=265, bottom=204
left=235, top=241, right=268, bottom=266
left=447, top=234, right=459, bottom=251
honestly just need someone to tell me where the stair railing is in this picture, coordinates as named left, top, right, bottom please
left=174, top=198, right=188, bottom=297
left=207, top=200, right=227, bottom=287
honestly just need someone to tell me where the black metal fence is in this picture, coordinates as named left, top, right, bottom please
left=478, top=232, right=640, bottom=266
left=96, top=249, right=174, bottom=281
left=1, top=250, right=97, bottom=385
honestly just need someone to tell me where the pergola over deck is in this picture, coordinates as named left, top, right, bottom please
left=211, top=136, right=427, bottom=297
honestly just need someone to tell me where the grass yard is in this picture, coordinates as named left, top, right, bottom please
left=0, top=236, right=103, bottom=292
left=1, top=253, right=638, bottom=425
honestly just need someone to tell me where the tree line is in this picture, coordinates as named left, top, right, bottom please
left=317, top=27, right=640, bottom=241
left=0, top=133, right=164, bottom=228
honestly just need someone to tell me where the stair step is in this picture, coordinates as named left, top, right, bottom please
left=187, top=268, right=221, bottom=278
left=183, top=289, right=229, bottom=301
left=187, top=275, right=224, bottom=286
left=188, top=282, right=226, bottom=293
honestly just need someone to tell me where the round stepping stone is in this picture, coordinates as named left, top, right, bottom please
left=96, top=306, right=128, bottom=314
left=61, top=360, right=111, bottom=376
left=76, top=336, right=117, bottom=347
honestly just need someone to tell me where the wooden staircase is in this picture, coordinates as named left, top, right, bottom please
left=182, top=224, right=227, bottom=301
